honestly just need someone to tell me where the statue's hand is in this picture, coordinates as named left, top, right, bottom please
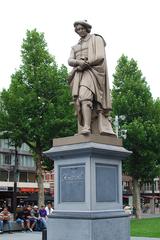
left=76, top=59, right=84, bottom=66
left=77, top=60, right=87, bottom=67
left=77, top=66, right=84, bottom=71
left=76, top=60, right=90, bottom=71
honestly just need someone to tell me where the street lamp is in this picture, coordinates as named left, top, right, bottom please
left=12, top=146, right=18, bottom=220
left=7, top=146, right=19, bottom=219
left=114, top=115, right=127, bottom=139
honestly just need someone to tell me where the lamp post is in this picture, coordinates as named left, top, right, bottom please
left=114, top=115, right=119, bottom=138
left=9, top=145, right=19, bottom=219
left=12, top=146, right=18, bottom=220
left=114, top=115, right=127, bottom=139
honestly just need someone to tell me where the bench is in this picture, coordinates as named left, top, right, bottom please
left=3, top=221, right=23, bottom=232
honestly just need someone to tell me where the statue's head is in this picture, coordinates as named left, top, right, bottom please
left=74, top=20, right=92, bottom=34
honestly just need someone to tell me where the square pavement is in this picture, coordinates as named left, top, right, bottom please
left=0, top=232, right=158, bottom=240
left=0, top=232, right=41, bottom=240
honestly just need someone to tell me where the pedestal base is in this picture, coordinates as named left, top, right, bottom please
left=44, top=135, right=131, bottom=240
left=47, top=211, right=130, bottom=240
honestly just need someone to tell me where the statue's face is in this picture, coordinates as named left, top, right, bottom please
left=75, top=24, right=88, bottom=38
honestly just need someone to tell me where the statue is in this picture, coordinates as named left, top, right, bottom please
left=68, top=20, right=115, bottom=136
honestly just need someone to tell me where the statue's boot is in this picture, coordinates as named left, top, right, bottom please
left=81, top=101, right=92, bottom=135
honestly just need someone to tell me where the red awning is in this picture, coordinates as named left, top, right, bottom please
left=20, top=188, right=39, bottom=193
left=20, top=188, right=48, bottom=193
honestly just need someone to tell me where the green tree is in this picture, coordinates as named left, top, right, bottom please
left=151, top=98, right=160, bottom=164
left=112, top=55, right=159, bottom=218
left=0, top=29, right=76, bottom=207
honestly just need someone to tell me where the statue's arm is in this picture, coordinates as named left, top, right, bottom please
left=68, top=48, right=79, bottom=67
left=88, top=36, right=105, bottom=66
left=68, top=48, right=88, bottom=69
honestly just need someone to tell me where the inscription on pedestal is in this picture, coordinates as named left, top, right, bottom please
left=96, top=164, right=118, bottom=202
left=59, top=165, right=85, bottom=202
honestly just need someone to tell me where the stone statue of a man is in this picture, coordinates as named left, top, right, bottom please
left=68, top=20, right=115, bottom=136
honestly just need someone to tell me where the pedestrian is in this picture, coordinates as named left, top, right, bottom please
left=0, top=207, right=13, bottom=234
left=23, top=205, right=36, bottom=232
left=39, top=205, right=47, bottom=229
left=45, top=202, right=54, bottom=215
left=15, top=206, right=25, bottom=231
left=31, top=205, right=43, bottom=231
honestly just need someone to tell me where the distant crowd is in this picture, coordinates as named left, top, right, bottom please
left=0, top=202, right=54, bottom=234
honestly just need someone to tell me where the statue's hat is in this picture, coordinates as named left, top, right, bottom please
left=73, top=20, right=92, bottom=29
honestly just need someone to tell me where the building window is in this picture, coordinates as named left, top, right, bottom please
left=44, top=173, right=50, bottom=181
left=0, top=154, right=3, bottom=165
left=19, top=155, right=35, bottom=168
left=4, top=139, right=10, bottom=148
left=28, top=172, right=36, bottom=182
left=4, top=153, right=11, bottom=165
left=144, top=182, right=152, bottom=191
left=19, top=172, right=27, bottom=182
left=9, top=171, right=14, bottom=182
left=20, top=143, right=30, bottom=152
left=19, top=155, right=25, bottom=167
left=0, top=170, right=8, bottom=181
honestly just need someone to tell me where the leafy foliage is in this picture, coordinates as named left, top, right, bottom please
left=112, top=55, right=160, bottom=181
left=0, top=29, right=76, bottom=152
left=0, top=29, right=76, bottom=205
left=0, top=28, right=77, bottom=206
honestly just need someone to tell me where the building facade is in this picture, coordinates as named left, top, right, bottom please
left=122, top=175, right=160, bottom=213
left=0, top=139, right=54, bottom=210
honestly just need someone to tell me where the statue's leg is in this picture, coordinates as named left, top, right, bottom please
left=81, top=101, right=92, bottom=135
left=79, top=86, right=93, bottom=135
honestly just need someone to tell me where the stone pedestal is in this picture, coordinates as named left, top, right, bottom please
left=44, top=134, right=131, bottom=240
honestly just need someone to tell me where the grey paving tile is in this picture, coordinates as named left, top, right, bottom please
left=0, top=231, right=41, bottom=240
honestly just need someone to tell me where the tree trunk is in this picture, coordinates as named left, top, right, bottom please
left=36, top=152, right=44, bottom=208
left=132, top=177, right=141, bottom=219
left=150, top=180, right=155, bottom=214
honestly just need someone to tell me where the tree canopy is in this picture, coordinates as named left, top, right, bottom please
left=112, top=55, right=160, bottom=218
left=0, top=29, right=76, bottom=151
left=112, top=55, right=159, bottom=181
left=0, top=29, right=76, bottom=206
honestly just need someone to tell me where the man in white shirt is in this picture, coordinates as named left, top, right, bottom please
left=45, top=202, right=54, bottom=215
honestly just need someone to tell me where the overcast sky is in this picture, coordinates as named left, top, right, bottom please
left=0, top=0, right=159, bottom=99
